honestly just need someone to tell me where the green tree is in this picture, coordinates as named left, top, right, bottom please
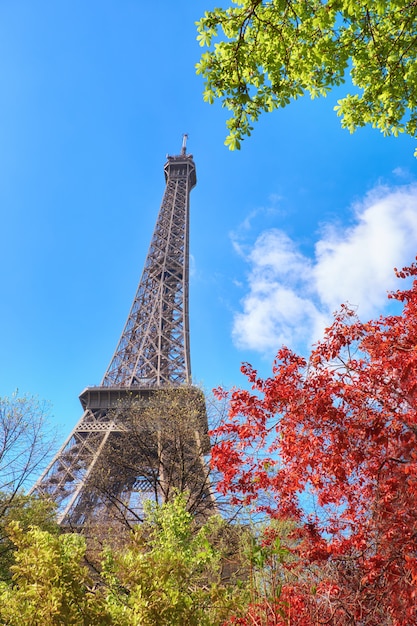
left=0, top=522, right=111, bottom=625
left=196, top=0, right=417, bottom=150
left=0, top=492, right=299, bottom=625
left=102, top=492, right=240, bottom=626
left=0, top=492, right=59, bottom=582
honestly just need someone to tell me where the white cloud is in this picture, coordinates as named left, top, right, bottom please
left=392, top=166, right=412, bottom=180
left=232, top=185, right=417, bottom=356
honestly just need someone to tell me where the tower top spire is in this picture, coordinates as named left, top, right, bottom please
left=181, top=133, right=188, bottom=155
left=101, top=145, right=196, bottom=387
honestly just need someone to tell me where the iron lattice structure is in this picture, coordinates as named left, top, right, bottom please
left=102, top=144, right=195, bottom=388
left=31, top=141, right=214, bottom=526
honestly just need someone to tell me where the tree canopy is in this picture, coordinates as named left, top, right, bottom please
left=0, top=493, right=288, bottom=625
left=211, top=261, right=417, bottom=624
left=196, top=0, right=417, bottom=150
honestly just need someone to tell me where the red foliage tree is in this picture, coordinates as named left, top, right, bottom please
left=213, top=262, right=417, bottom=625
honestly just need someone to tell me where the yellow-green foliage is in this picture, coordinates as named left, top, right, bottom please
left=0, top=494, right=294, bottom=625
left=102, top=493, right=237, bottom=626
left=0, top=495, right=249, bottom=625
left=0, top=522, right=110, bottom=625
left=0, top=492, right=59, bottom=582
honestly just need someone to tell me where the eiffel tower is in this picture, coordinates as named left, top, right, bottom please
left=32, top=137, right=214, bottom=526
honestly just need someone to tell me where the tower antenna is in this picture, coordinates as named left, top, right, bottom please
left=181, top=133, right=188, bottom=155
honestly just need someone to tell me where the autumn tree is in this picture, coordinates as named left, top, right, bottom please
left=211, top=261, right=417, bottom=625
left=197, top=0, right=417, bottom=150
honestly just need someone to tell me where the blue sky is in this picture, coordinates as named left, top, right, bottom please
left=1, top=1, right=417, bottom=439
